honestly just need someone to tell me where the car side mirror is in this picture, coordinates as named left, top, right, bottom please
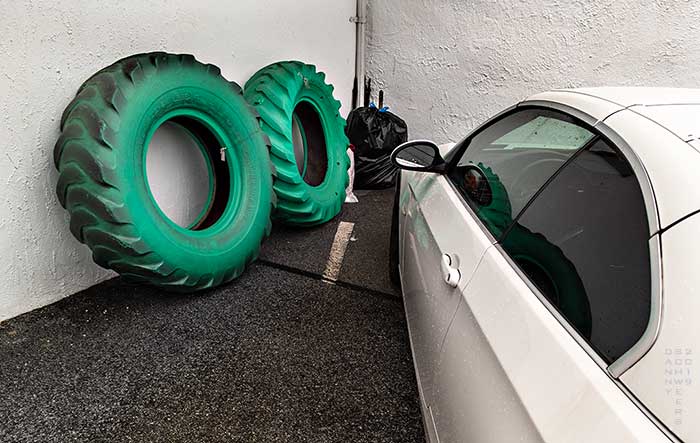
left=390, top=140, right=446, bottom=173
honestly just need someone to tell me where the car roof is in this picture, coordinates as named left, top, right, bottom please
left=526, top=87, right=700, bottom=142
left=556, top=87, right=700, bottom=107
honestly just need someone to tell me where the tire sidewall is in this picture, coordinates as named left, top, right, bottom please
left=294, top=81, right=348, bottom=206
left=115, top=69, right=271, bottom=276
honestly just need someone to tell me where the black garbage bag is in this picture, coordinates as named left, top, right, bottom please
left=345, top=105, right=408, bottom=189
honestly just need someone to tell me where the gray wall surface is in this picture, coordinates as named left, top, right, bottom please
left=0, top=0, right=356, bottom=321
left=366, top=0, right=700, bottom=143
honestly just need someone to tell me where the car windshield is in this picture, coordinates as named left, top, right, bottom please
left=490, top=116, right=594, bottom=150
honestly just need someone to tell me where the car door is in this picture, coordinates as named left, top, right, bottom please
left=400, top=168, right=494, bottom=423
left=430, top=134, right=669, bottom=442
left=400, top=108, right=595, bottom=433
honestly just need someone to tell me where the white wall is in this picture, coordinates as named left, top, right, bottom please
left=366, top=0, right=700, bottom=143
left=0, top=0, right=356, bottom=321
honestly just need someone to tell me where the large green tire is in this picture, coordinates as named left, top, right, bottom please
left=244, top=61, right=349, bottom=226
left=54, top=52, right=274, bottom=291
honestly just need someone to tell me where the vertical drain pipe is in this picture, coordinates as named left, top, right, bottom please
left=352, top=0, right=367, bottom=109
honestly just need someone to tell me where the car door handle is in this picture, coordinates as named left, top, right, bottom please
left=441, top=254, right=461, bottom=288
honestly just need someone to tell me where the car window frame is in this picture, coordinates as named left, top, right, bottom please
left=442, top=101, right=662, bottom=378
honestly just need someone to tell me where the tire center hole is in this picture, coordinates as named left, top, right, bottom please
left=145, top=117, right=230, bottom=231
left=292, top=102, right=328, bottom=186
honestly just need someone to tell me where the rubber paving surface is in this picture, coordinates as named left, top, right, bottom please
left=0, top=189, right=425, bottom=443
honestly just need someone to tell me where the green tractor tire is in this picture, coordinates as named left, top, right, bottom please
left=244, top=61, right=349, bottom=226
left=54, top=52, right=274, bottom=291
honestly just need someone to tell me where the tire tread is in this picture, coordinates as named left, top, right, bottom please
left=55, top=52, right=274, bottom=290
left=244, top=61, right=349, bottom=226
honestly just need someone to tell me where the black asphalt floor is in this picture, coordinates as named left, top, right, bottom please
left=0, top=189, right=424, bottom=443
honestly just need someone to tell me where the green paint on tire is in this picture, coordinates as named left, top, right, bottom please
left=244, top=61, right=350, bottom=226
left=54, top=52, right=275, bottom=291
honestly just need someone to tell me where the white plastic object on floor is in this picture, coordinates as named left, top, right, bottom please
left=345, top=145, right=359, bottom=203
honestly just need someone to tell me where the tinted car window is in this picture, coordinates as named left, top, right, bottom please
left=448, top=109, right=594, bottom=237
left=501, top=139, right=651, bottom=363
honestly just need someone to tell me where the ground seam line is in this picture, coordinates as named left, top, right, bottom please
left=257, top=259, right=400, bottom=302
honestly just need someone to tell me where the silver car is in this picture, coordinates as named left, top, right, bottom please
left=390, top=88, right=700, bottom=443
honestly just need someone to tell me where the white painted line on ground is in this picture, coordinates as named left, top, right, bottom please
left=322, top=221, right=355, bottom=282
